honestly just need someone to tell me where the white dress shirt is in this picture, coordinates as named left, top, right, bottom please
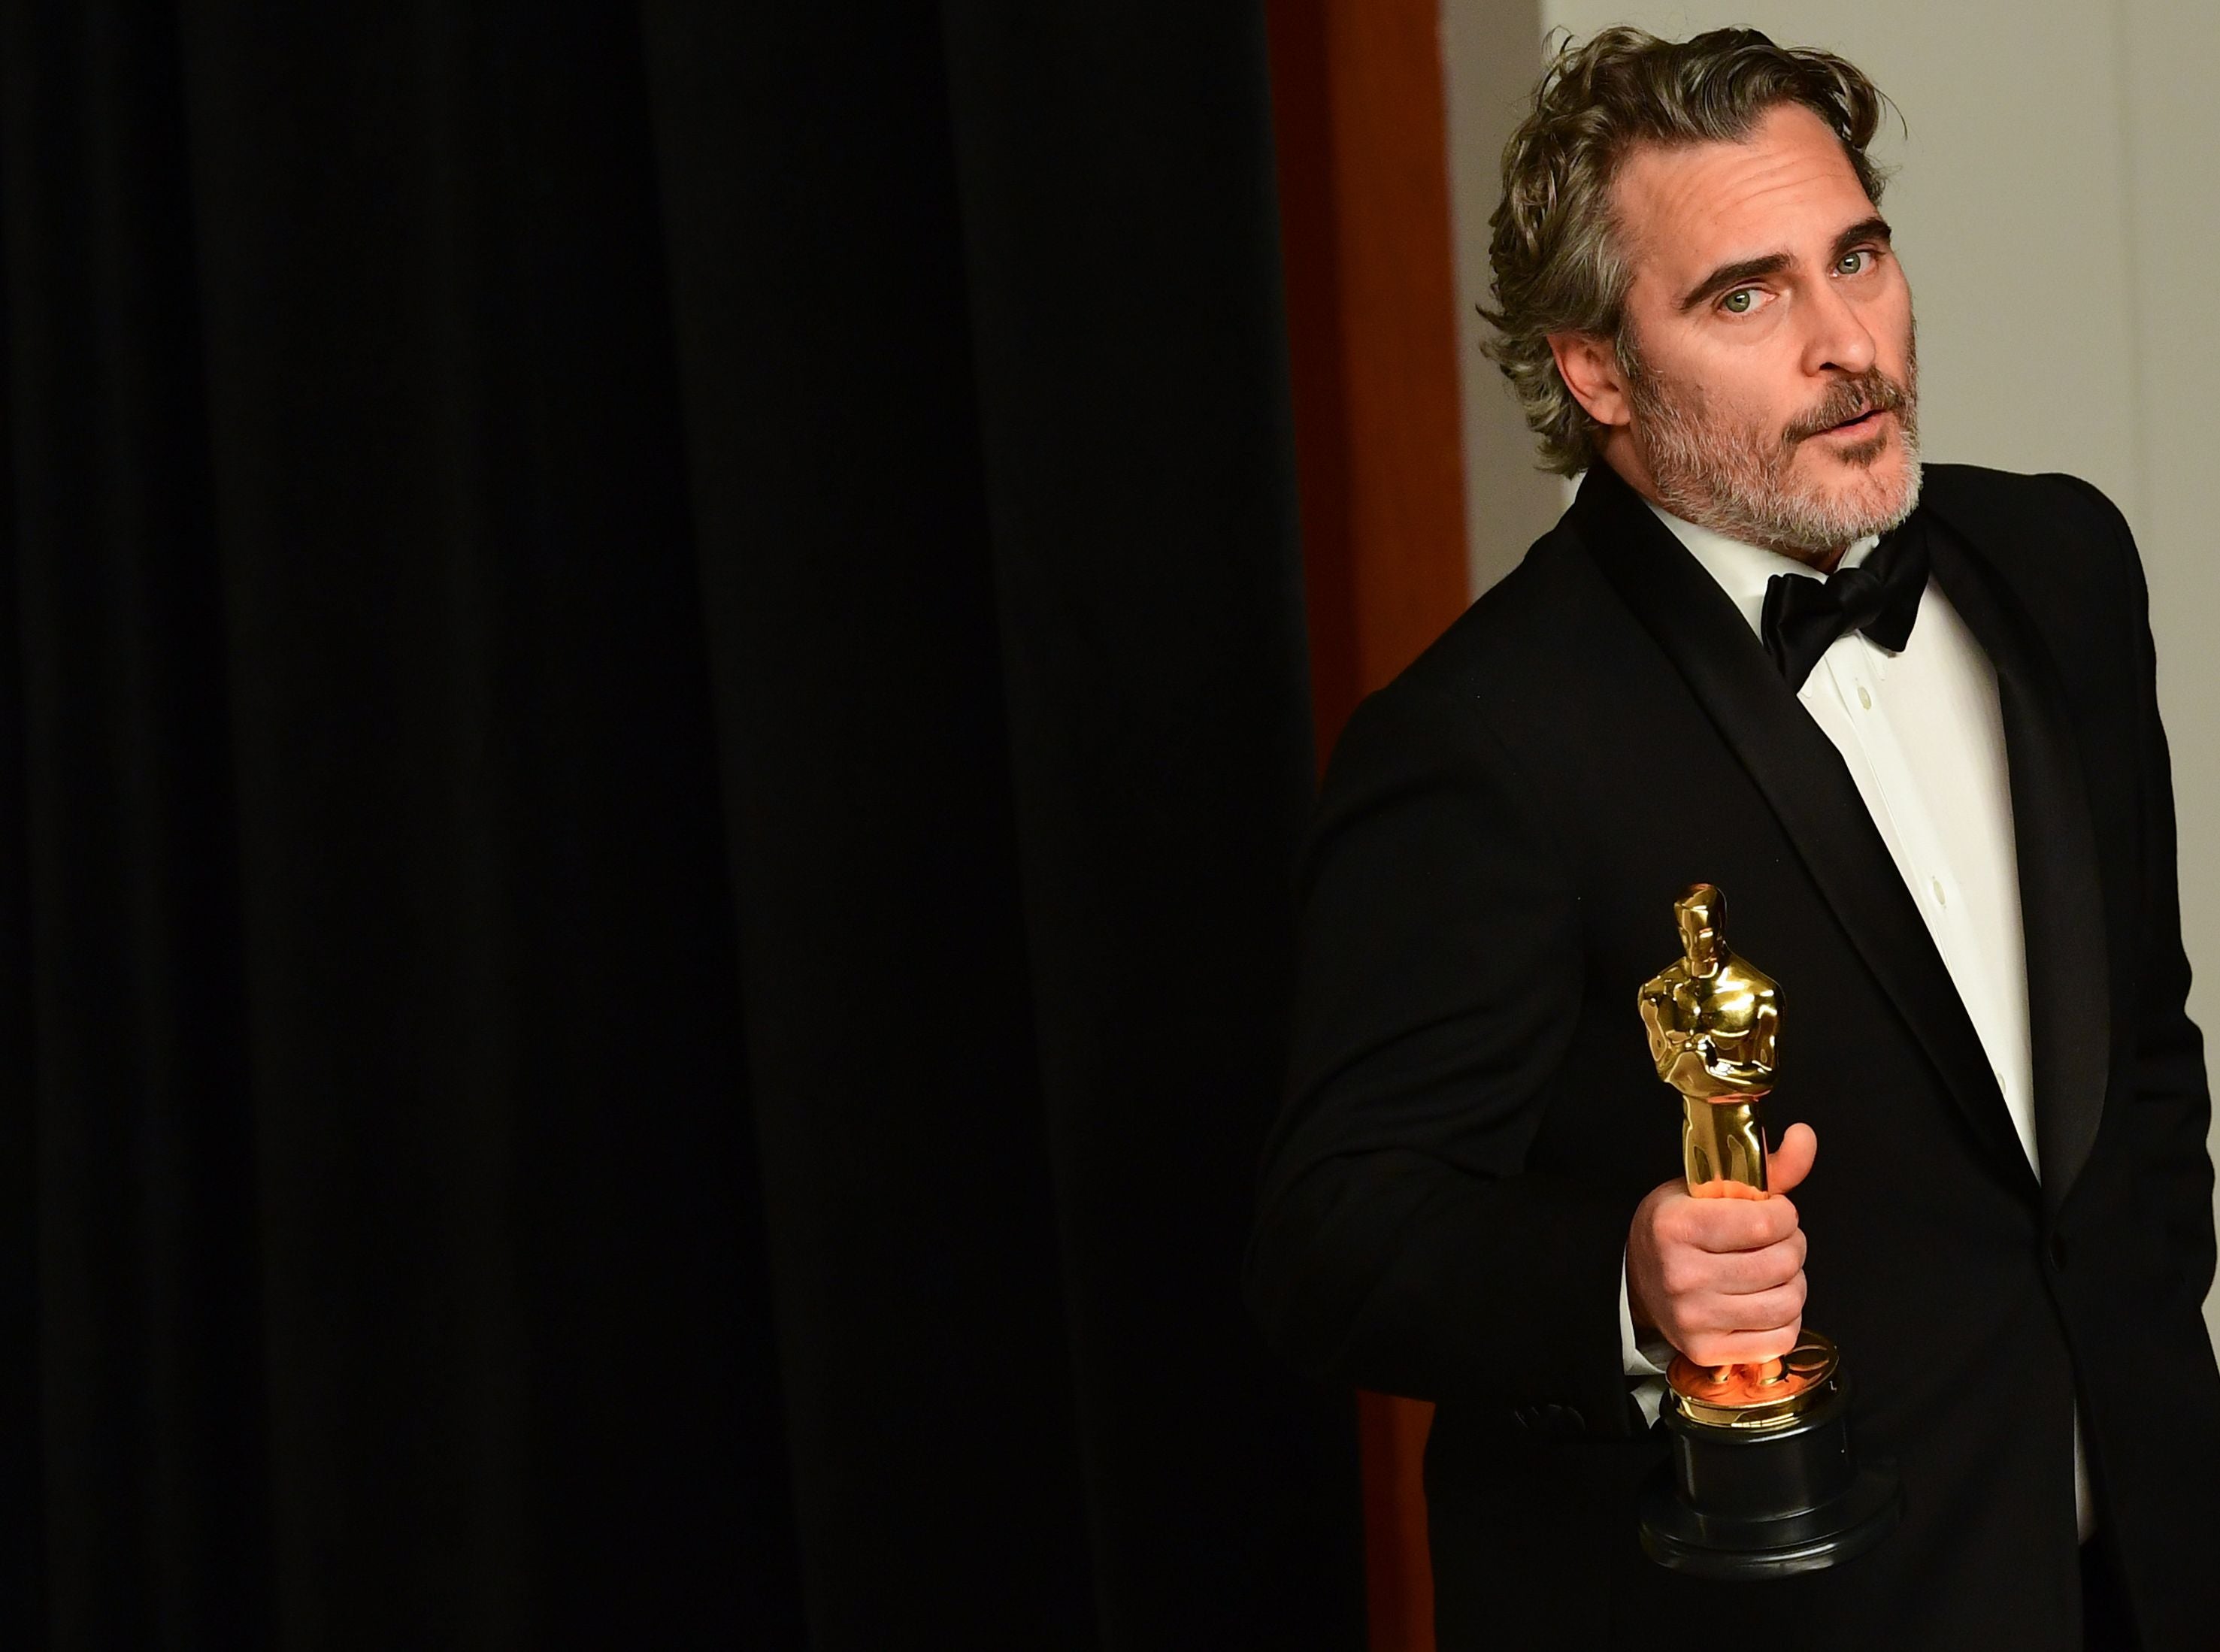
left=1616, top=501, right=2093, bottom=1541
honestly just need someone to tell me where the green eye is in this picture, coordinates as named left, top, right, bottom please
left=1722, top=289, right=1755, bottom=314
left=1838, top=250, right=1871, bottom=274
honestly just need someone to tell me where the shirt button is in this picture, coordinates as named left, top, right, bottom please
left=1931, top=876, right=1946, bottom=907
left=1857, top=684, right=1873, bottom=710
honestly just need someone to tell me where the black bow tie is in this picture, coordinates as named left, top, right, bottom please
left=1758, top=518, right=1931, bottom=691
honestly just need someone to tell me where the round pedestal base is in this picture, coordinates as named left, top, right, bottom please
left=1638, top=1461, right=1900, bottom=1579
left=1638, top=1377, right=1901, bottom=1580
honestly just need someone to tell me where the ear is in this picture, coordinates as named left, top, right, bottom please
left=1547, top=331, right=1632, bottom=431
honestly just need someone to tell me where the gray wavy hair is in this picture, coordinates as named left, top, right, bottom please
left=1481, top=28, right=1896, bottom=476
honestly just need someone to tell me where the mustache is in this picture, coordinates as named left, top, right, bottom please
left=1785, top=371, right=1913, bottom=443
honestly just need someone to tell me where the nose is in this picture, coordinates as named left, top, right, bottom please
left=1800, top=276, right=1878, bottom=379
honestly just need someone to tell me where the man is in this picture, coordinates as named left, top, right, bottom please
left=1247, top=27, right=2220, bottom=1651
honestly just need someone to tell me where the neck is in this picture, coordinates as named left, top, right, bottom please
left=1597, top=442, right=1852, bottom=572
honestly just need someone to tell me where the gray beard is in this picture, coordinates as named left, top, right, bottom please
left=1625, top=349, right=1923, bottom=561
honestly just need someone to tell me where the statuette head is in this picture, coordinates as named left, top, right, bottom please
left=1675, top=882, right=1726, bottom=976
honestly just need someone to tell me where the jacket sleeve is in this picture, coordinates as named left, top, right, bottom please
left=1244, top=670, right=1643, bottom=1439
left=2119, top=509, right=2217, bottom=1312
left=2058, top=471, right=2218, bottom=1312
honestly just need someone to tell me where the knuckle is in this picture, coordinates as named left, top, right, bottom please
left=1747, top=1244, right=1789, bottom=1286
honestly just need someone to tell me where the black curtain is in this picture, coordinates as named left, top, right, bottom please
left=3, top=3, right=1363, bottom=1647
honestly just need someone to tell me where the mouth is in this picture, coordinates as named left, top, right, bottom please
left=1813, top=405, right=1889, bottom=440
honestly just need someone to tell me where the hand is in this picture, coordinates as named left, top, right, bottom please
left=1625, top=1123, right=1816, bottom=1368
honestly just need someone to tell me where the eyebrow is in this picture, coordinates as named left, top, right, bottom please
left=1676, top=216, right=1895, bottom=314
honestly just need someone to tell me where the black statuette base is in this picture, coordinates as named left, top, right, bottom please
left=1638, top=1380, right=1901, bottom=1580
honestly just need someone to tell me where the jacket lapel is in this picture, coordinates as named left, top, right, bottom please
left=1921, top=510, right=2111, bottom=1215
left=1569, top=467, right=2039, bottom=1197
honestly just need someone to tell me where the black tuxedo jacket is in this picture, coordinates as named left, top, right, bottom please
left=1249, top=463, right=2220, bottom=1650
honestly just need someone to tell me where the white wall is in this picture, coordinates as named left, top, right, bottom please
left=1442, top=1, right=2220, bottom=1339
left=1440, top=2, right=1565, bottom=594
left=2116, top=8, right=2220, bottom=1345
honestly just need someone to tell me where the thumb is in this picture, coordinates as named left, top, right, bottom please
left=1767, top=1121, right=1819, bottom=1195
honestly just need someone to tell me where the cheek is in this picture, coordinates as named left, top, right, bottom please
left=1682, top=338, right=1813, bottom=434
left=1868, top=283, right=1916, bottom=368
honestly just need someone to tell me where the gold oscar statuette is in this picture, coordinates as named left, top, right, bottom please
left=1632, top=882, right=1899, bottom=1578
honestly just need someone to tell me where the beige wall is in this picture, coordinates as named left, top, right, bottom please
left=1440, top=2, right=1565, bottom=592
left=1441, top=1, right=2220, bottom=1337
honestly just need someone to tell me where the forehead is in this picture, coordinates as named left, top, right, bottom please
left=1611, top=102, right=1874, bottom=293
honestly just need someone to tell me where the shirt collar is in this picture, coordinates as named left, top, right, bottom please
left=1643, top=500, right=1878, bottom=638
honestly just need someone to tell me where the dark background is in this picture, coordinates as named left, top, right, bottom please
left=2, top=2, right=1367, bottom=1645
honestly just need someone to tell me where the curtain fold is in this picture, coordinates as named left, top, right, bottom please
left=5, top=2, right=1362, bottom=1645
left=2, top=3, right=265, bottom=1642
left=643, top=5, right=1104, bottom=1641
left=932, top=9, right=1358, bottom=1641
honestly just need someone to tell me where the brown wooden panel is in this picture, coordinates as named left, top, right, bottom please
left=1267, top=0, right=1469, bottom=770
left=1265, top=2, right=1471, bottom=1645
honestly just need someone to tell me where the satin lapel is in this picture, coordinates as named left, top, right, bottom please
left=1570, top=468, right=2037, bottom=1195
left=1923, top=518, right=2109, bottom=1215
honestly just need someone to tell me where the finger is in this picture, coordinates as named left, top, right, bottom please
left=1680, top=1321, right=1803, bottom=1367
left=1686, top=1277, right=1806, bottom=1333
left=1655, top=1232, right=1801, bottom=1300
left=1706, top=1233, right=1807, bottom=1295
left=1641, top=1177, right=1691, bottom=1210
left=1767, top=1121, right=1819, bottom=1195
left=1672, top=1194, right=1799, bottom=1253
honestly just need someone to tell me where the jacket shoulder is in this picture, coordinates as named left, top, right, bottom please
left=1383, top=519, right=1608, bottom=703
left=1920, top=461, right=2136, bottom=555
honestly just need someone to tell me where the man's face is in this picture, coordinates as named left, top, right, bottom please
left=1562, top=102, right=1920, bottom=561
